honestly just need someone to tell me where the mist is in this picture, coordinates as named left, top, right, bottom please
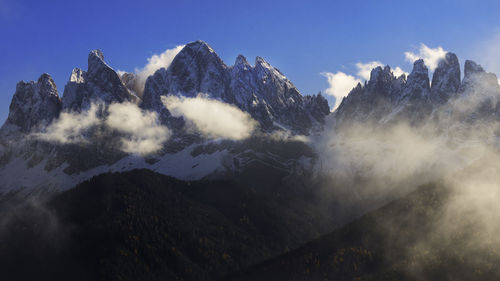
left=313, top=71, right=500, bottom=278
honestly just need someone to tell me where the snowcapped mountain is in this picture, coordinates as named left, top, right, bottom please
left=334, top=52, right=500, bottom=127
left=141, top=40, right=330, bottom=134
left=0, top=41, right=329, bottom=193
left=0, top=41, right=498, bottom=193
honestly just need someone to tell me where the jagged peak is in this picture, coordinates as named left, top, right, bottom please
left=185, top=40, right=215, bottom=53
left=87, top=49, right=111, bottom=76
left=69, top=68, right=86, bottom=83
left=464, top=60, right=485, bottom=77
left=37, top=73, right=59, bottom=97
left=254, top=56, right=287, bottom=79
left=169, top=40, right=226, bottom=72
left=440, top=52, right=459, bottom=67
left=396, top=73, right=407, bottom=81
left=37, top=73, right=53, bottom=84
left=235, top=54, right=250, bottom=67
left=89, top=49, right=104, bottom=61
left=255, top=56, right=270, bottom=67
left=430, top=52, right=460, bottom=97
left=411, top=59, right=428, bottom=74
left=367, top=65, right=394, bottom=88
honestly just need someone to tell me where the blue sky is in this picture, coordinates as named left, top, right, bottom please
left=0, top=0, right=499, bottom=122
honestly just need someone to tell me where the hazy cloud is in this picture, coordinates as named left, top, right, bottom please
left=405, top=43, right=447, bottom=71
left=133, top=45, right=184, bottom=95
left=34, top=104, right=100, bottom=144
left=472, top=31, right=500, bottom=79
left=162, top=95, right=257, bottom=140
left=34, top=103, right=170, bottom=155
left=106, top=103, right=171, bottom=155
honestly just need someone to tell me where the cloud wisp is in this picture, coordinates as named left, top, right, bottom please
left=34, top=103, right=170, bottom=155
left=162, top=94, right=257, bottom=140
left=405, top=43, right=447, bottom=71
left=322, top=43, right=449, bottom=112
left=118, top=45, right=185, bottom=96
left=34, top=104, right=100, bottom=144
left=321, top=72, right=361, bottom=111
left=314, top=78, right=500, bottom=276
left=105, top=103, right=171, bottom=155
left=134, top=45, right=184, bottom=93
left=355, top=61, right=384, bottom=80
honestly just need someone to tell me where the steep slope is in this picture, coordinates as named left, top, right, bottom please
left=142, top=40, right=330, bottom=134
left=62, top=50, right=139, bottom=111
left=0, top=42, right=330, bottom=193
left=0, top=73, right=61, bottom=139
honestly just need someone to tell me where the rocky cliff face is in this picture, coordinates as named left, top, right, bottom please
left=62, top=50, right=139, bottom=111
left=334, top=52, right=500, bottom=127
left=142, top=41, right=330, bottom=134
left=430, top=52, right=461, bottom=104
left=1, top=73, right=62, bottom=138
left=0, top=42, right=332, bottom=192
left=0, top=44, right=498, bottom=193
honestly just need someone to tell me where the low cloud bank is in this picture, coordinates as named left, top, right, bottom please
left=34, top=103, right=170, bottom=155
left=106, top=103, right=171, bottom=155
left=314, top=77, right=500, bottom=276
left=162, top=95, right=257, bottom=140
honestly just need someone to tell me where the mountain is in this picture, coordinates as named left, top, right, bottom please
left=0, top=169, right=335, bottom=281
left=225, top=183, right=500, bottom=281
left=62, top=50, right=140, bottom=111
left=141, top=40, right=330, bottom=133
left=0, top=41, right=329, bottom=193
left=0, top=73, right=61, bottom=138
left=334, top=52, right=499, bottom=127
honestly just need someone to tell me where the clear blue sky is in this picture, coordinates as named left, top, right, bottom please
left=1, top=0, right=499, bottom=123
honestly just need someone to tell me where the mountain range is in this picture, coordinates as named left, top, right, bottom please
left=0, top=40, right=499, bottom=280
left=1, top=40, right=498, bottom=194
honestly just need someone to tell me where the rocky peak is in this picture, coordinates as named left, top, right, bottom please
left=37, top=73, right=59, bottom=97
left=62, top=50, right=137, bottom=111
left=87, top=49, right=107, bottom=78
left=464, top=60, right=485, bottom=78
left=235, top=54, right=250, bottom=68
left=402, top=59, right=430, bottom=100
left=366, top=66, right=394, bottom=96
left=460, top=60, right=500, bottom=95
left=142, top=40, right=329, bottom=134
left=430, top=52, right=460, bottom=103
left=69, top=68, right=86, bottom=83
left=2, top=73, right=62, bottom=135
left=159, top=40, right=230, bottom=100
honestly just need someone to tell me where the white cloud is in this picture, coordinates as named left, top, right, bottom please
left=356, top=61, right=384, bottom=80
left=161, top=95, right=257, bottom=140
left=34, top=103, right=100, bottom=144
left=405, top=43, right=447, bottom=71
left=323, top=60, right=409, bottom=111
left=321, top=72, right=361, bottom=111
left=34, top=103, right=170, bottom=155
left=392, top=66, right=408, bottom=78
left=105, top=103, right=171, bottom=155
left=133, top=45, right=185, bottom=95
